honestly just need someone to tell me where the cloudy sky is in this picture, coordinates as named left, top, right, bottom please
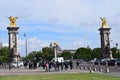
left=0, top=0, right=120, bottom=56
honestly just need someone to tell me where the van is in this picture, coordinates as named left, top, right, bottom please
left=11, top=61, right=24, bottom=67
left=51, top=57, right=64, bottom=63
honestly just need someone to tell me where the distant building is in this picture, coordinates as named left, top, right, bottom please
left=56, top=45, right=62, bottom=54
left=49, top=42, right=62, bottom=55
left=49, top=42, right=53, bottom=48
left=63, top=49, right=76, bottom=54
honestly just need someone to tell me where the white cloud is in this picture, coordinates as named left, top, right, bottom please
left=2, top=43, right=8, bottom=47
left=74, top=41, right=84, bottom=47
left=0, top=0, right=120, bottom=56
left=18, top=37, right=49, bottom=56
left=28, top=37, right=48, bottom=49
left=1, top=0, right=120, bottom=29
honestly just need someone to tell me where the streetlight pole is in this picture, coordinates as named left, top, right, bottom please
left=54, top=42, right=58, bottom=60
left=116, top=43, right=118, bottom=53
left=116, top=43, right=118, bottom=49
left=24, top=33, right=28, bottom=61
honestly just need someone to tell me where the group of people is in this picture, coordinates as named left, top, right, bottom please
left=23, top=60, right=80, bottom=72
left=40, top=60, right=80, bottom=72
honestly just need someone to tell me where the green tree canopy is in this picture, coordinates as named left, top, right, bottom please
left=74, top=47, right=92, bottom=60
left=91, top=48, right=101, bottom=59
left=111, top=47, right=120, bottom=58
left=42, top=47, right=54, bottom=60
left=27, top=47, right=54, bottom=62
left=27, top=51, right=37, bottom=61
left=61, top=51, right=73, bottom=60
left=0, top=47, right=9, bottom=62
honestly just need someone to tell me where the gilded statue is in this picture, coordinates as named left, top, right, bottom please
left=54, top=42, right=58, bottom=47
left=8, top=16, right=18, bottom=27
left=100, top=17, right=108, bottom=28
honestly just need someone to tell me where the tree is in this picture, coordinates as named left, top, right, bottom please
left=111, top=47, right=120, bottom=58
left=74, top=47, right=92, bottom=60
left=92, top=48, right=101, bottom=59
left=61, top=51, right=72, bottom=60
left=27, top=51, right=37, bottom=61
left=42, top=47, right=54, bottom=61
left=0, top=47, right=9, bottom=63
left=27, top=47, right=54, bottom=62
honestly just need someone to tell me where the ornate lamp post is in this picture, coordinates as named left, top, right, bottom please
left=24, top=33, right=28, bottom=61
left=54, top=42, right=58, bottom=59
left=116, top=43, right=118, bottom=48
left=116, top=43, right=118, bottom=53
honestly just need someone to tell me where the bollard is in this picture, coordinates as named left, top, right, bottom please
left=106, top=67, right=110, bottom=73
left=106, top=61, right=108, bottom=66
left=89, top=67, right=93, bottom=73
left=115, top=61, right=117, bottom=68
left=80, top=66, right=83, bottom=70
left=79, top=66, right=81, bottom=69
left=98, top=61, right=100, bottom=65
left=93, top=67, right=96, bottom=71
left=81, top=66, right=83, bottom=69
left=84, top=66, right=87, bottom=70
left=99, top=68, right=103, bottom=72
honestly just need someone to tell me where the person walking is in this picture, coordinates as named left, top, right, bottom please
left=45, top=61, right=49, bottom=72
left=76, top=60, right=79, bottom=69
left=69, top=60, right=73, bottom=70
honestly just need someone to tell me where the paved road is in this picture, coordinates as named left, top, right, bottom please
left=0, top=67, right=88, bottom=76
left=0, top=66, right=120, bottom=77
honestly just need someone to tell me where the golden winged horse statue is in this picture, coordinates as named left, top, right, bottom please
left=9, top=16, right=18, bottom=27
left=100, top=17, right=108, bottom=28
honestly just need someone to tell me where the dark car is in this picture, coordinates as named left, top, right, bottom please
left=100, top=58, right=112, bottom=65
left=108, top=60, right=117, bottom=66
left=116, top=59, right=120, bottom=66
left=94, top=59, right=101, bottom=65
left=100, top=58, right=118, bottom=66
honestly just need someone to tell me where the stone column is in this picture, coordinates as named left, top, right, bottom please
left=98, top=28, right=112, bottom=58
left=54, top=46, right=57, bottom=59
left=7, top=27, right=20, bottom=63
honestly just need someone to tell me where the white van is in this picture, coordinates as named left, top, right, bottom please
left=11, top=61, right=24, bottom=67
left=51, top=57, right=64, bottom=63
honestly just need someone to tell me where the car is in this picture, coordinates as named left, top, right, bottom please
left=51, top=57, right=64, bottom=63
left=11, top=61, right=24, bottom=67
left=94, top=59, right=101, bottom=65
left=108, top=59, right=117, bottom=66
left=100, top=58, right=112, bottom=65
left=100, top=58, right=117, bottom=66
left=91, top=58, right=97, bottom=63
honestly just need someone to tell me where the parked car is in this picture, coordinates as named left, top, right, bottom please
left=94, top=59, right=102, bottom=65
left=100, top=58, right=112, bottom=65
left=51, top=57, right=64, bottom=63
left=108, top=59, right=117, bottom=66
left=100, top=58, right=117, bottom=66
left=11, top=61, right=24, bottom=67
left=116, top=59, right=120, bottom=66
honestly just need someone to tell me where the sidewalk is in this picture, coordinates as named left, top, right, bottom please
left=0, top=67, right=120, bottom=76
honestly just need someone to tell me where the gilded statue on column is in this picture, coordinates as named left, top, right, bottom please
left=8, top=16, right=18, bottom=27
left=100, top=17, right=108, bottom=28
left=54, top=42, right=58, bottom=47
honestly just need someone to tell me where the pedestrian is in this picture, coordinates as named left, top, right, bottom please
left=76, top=60, right=79, bottom=69
left=69, top=60, right=73, bottom=70
left=49, top=62, right=52, bottom=72
left=60, top=62, right=64, bottom=71
left=45, top=61, right=49, bottom=72
left=64, top=62, right=68, bottom=70
left=33, top=62, right=37, bottom=69
left=56, top=61, right=59, bottom=71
